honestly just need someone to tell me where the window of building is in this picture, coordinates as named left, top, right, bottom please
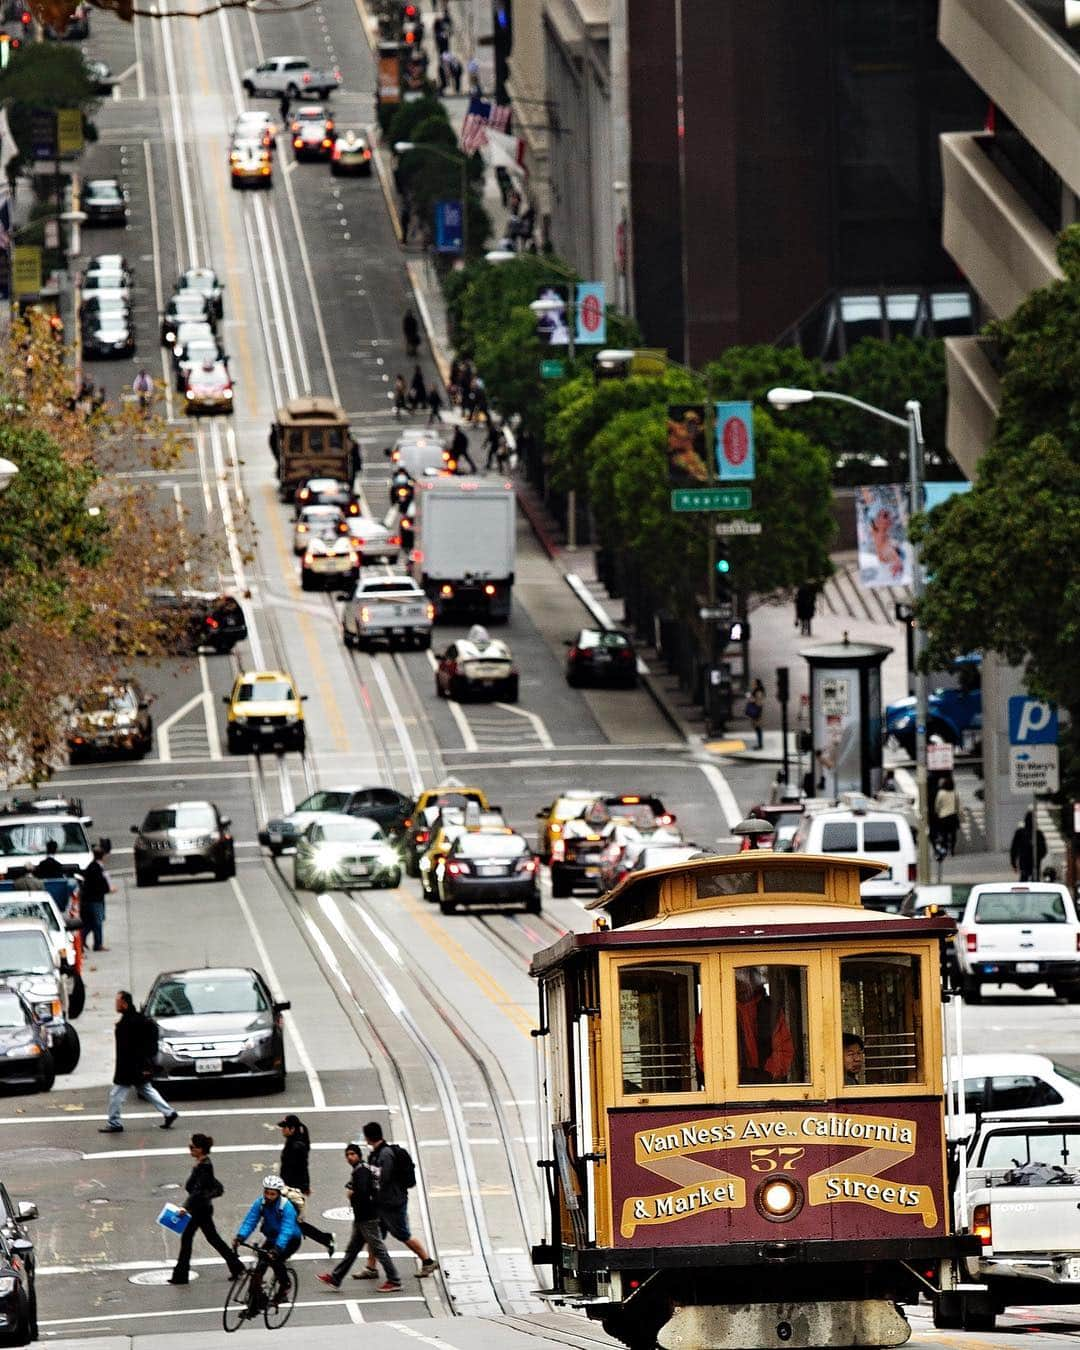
left=619, top=963, right=703, bottom=1095
left=840, top=953, right=921, bottom=1085
left=734, top=964, right=809, bottom=1087
left=885, top=292, right=923, bottom=338
left=839, top=294, right=883, bottom=346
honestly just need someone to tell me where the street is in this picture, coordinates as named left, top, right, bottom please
left=0, top=3, right=1076, bottom=1349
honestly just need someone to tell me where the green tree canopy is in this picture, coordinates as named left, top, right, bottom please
left=0, top=44, right=98, bottom=177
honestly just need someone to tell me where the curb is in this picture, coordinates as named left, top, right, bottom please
left=515, top=485, right=561, bottom=560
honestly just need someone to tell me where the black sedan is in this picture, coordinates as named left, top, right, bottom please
left=144, top=966, right=289, bottom=1092
left=148, top=588, right=247, bottom=653
left=81, top=309, right=134, bottom=358
left=436, top=830, right=540, bottom=915
left=565, top=627, right=638, bottom=688
left=259, top=784, right=413, bottom=855
left=160, top=292, right=215, bottom=346
left=83, top=178, right=127, bottom=227
left=176, top=266, right=224, bottom=319
left=0, top=990, right=54, bottom=1094
left=0, top=1224, right=36, bottom=1345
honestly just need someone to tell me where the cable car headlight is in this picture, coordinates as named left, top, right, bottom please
left=755, top=1177, right=803, bottom=1222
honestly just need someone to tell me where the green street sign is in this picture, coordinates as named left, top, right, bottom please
left=671, top=487, right=752, bottom=512
left=540, top=359, right=566, bottom=379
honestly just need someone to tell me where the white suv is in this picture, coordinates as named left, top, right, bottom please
left=956, top=882, right=1080, bottom=1003
left=0, top=799, right=93, bottom=876
left=789, top=798, right=917, bottom=908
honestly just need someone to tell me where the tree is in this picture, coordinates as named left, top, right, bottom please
left=0, top=45, right=99, bottom=179
left=0, top=315, right=214, bottom=781
left=916, top=225, right=1080, bottom=810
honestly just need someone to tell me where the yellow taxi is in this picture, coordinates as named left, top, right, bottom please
left=224, top=670, right=306, bottom=754
left=418, top=807, right=506, bottom=900
left=535, top=788, right=600, bottom=862
left=230, top=140, right=273, bottom=189
left=402, top=785, right=490, bottom=875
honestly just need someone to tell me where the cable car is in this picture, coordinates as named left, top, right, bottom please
left=530, top=849, right=977, bottom=1350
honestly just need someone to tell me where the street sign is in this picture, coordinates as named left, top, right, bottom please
left=715, top=401, right=755, bottom=481
left=11, top=246, right=41, bottom=298
left=1008, top=696, right=1058, bottom=745
left=820, top=677, right=850, bottom=717
left=30, top=109, right=56, bottom=162
left=539, top=359, right=565, bottom=379
left=574, top=282, right=606, bottom=345
left=671, top=487, right=752, bottom=512
left=57, top=108, right=83, bottom=157
left=926, top=741, right=954, bottom=772
left=434, top=199, right=462, bottom=254
left=714, top=520, right=762, bottom=537
left=699, top=604, right=734, bottom=622
left=1010, top=745, right=1059, bottom=794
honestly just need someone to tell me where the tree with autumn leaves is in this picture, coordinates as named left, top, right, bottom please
left=0, top=315, right=219, bottom=782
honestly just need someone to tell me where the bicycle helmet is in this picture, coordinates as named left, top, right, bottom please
left=262, top=1174, right=285, bottom=1191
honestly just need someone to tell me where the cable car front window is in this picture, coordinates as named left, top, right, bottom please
left=619, top=963, right=703, bottom=1095
left=840, top=953, right=921, bottom=1085
left=734, top=965, right=809, bottom=1086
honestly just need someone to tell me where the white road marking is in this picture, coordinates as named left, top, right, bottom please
left=40, top=1295, right=424, bottom=1327
left=384, top=1321, right=460, bottom=1349
left=369, top=658, right=425, bottom=793
left=132, top=16, right=146, bottom=99
left=0, top=1103, right=388, bottom=1127
left=156, top=691, right=204, bottom=763
left=199, top=653, right=223, bottom=759
left=345, top=1300, right=366, bottom=1323
left=37, top=771, right=252, bottom=787
left=230, top=876, right=325, bottom=1107
left=40, top=1249, right=364, bottom=1275
left=492, top=702, right=554, bottom=750
left=697, top=761, right=743, bottom=830
left=422, top=651, right=478, bottom=753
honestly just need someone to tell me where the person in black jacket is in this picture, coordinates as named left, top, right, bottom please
left=317, top=1143, right=400, bottom=1291
left=79, top=846, right=112, bottom=951
left=99, top=991, right=177, bottom=1133
left=169, top=1134, right=244, bottom=1284
left=34, top=840, right=65, bottom=879
left=277, top=1114, right=335, bottom=1255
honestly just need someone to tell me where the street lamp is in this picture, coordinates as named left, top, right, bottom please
left=766, top=384, right=931, bottom=883
left=394, top=141, right=469, bottom=258
left=483, top=249, right=516, bottom=264
left=0, top=458, right=18, bottom=494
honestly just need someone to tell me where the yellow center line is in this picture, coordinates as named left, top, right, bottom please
left=397, top=888, right=538, bottom=1039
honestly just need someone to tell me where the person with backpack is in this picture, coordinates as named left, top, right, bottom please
left=354, top=1121, right=436, bottom=1278
left=99, top=990, right=177, bottom=1133
left=317, top=1142, right=400, bottom=1292
left=169, top=1133, right=244, bottom=1284
left=278, top=1114, right=335, bottom=1256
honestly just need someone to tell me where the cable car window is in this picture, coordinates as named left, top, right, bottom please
left=821, top=822, right=858, bottom=852
left=619, top=963, right=703, bottom=1095
left=761, top=867, right=826, bottom=894
left=734, top=965, right=808, bottom=1086
left=840, top=954, right=921, bottom=1085
left=696, top=870, right=757, bottom=899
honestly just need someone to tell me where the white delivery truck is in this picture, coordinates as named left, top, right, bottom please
left=411, top=476, right=515, bottom=621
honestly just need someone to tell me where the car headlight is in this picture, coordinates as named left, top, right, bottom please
left=6, top=1041, right=39, bottom=1057
left=33, top=1002, right=55, bottom=1021
left=311, top=845, right=340, bottom=873
left=0, top=1277, right=16, bottom=1294
left=376, top=847, right=399, bottom=868
left=243, top=1029, right=273, bottom=1050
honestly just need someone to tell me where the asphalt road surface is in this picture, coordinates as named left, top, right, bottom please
left=9, top=4, right=1080, bottom=1349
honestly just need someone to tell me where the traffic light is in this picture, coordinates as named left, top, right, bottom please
left=715, top=543, right=731, bottom=576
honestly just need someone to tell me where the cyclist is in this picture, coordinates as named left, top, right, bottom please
left=132, top=368, right=153, bottom=413
left=233, top=1175, right=301, bottom=1303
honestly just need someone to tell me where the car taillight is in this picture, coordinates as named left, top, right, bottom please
left=484, top=584, right=496, bottom=596
left=426, top=603, right=435, bottom=621
left=907, top=862, right=916, bottom=881
left=302, top=71, right=312, bottom=83
left=205, top=616, right=219, bottom=629
left=298, top=523, right=308, bottom=533
left=619, top=648, right=634, bottom=660
left=332, top=147, right=341, bottom=160
left=388, top=534, right=401, bottom=546
left=965, top=933, right=977, bottom=952
left=446, top=861, right=468, bottom=875
left=415, top=830, right=430, bottom=845
left=973, top=1204, right=992, bottom=1246
left=551, top=839, right=565, bottom=860
left=516, top=858, right=538, bottom=873
left=363, top=149, right=371, bottom=159
left=322, top=138, right=332, bottom=148
left=440, top=584, right=453, bottom=597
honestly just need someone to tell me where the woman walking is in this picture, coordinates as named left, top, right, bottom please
left=278, top=1114, right=336, bottom=1255
left=933, top=773, right=960, bottom=858
left=745, top=678, right=766, bottom=750
left=169, top=1134, right=244, bottom=1285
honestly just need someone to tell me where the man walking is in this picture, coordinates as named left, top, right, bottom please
left=317, top=1143, right=400, bottom=1292
left=355, top=1121, right=437, bottom=1278
left=450, top=425, right=476, bottom=475
left=426, top=384, right=444, bottom=425
left=100, top=991, right=177, bottom=1133
left=79, top=845, right=112, bottom=952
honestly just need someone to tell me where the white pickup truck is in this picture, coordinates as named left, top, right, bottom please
left=956, top=881, right=1080, bottom=1002
left=242, top=56, right=342, bottom=100
left=936, top=1114, right=1080, bottom=1331
left=341, top=570, right=433, bottom=652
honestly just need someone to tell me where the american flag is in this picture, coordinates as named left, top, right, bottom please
left=459, top=98, right=513, bottom=153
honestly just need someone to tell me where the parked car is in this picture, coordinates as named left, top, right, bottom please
left=83, top=57, right=113, bottom=93
left=80, top=308, right=134, bottom=357
left=435, top=829, right=540, bottom=915
left=259, top=785, right=412, bottom=856
left=144, top=966, right=289, bottom=1092
left=131, top=801, right=235, bottom=887
left=0, top=800, right=93, bottom=877
left=293, top=816, right=401, bottom=891
left=435, top=628, right=518, bottom=702
left=0, top=891, right=82, bottom=1020
left=956, top=882, right=1080, bottom=1003
left=176, top=266, right=224, bottom=319
left=147, top=588, right=247, bottom=654
left=886, top=654, right=982, bottom=759
left=0, top=920, right=79, bottom=1074
left=0, top=989, right=54, bottom=1093
left=565, top=627, right=638, bottom=688
left=66, top=680, right=152, bottom=761
left=0, top=1223, right=37, bottom=1343
left=83, top=178, right=126, bottom=226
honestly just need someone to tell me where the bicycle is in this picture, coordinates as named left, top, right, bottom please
left=222, top=1241, right=298, bottom=1332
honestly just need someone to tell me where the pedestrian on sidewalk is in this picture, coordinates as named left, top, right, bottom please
left=399, top=198, right=412, bottom=244
left=409, top=365, right=426, bottom=411
left=484, top=422, right=505, bottom=471
left=437, top=53, right=449, bottom=95
left=278, top=1114, right=336, bottom=1256
left=100, top=991, right=178, bottom=1134
left=318, top=1142, right=400, bottom=1292
left=450, top=425, right=476, bottom=474
left=426, top=384, right=444, bottom=425
left=467, top=55, right=482, bottom=95
left=794, top=584, right=817, bottom=637
left=471, top=376, right=488, bottom=422
left=449, top=53, right=463, bottom=94
left=169, top=1133, right=244, bottom=1285
left=1009, top=810, right=1047, bottom=882
left=433, top=11, right=450, bottom=55
left=744, top=678, right=765, bottom=750
left=393, top=374, right=408, bottom=418
left=932, top=774, right=959, bottom=857
left=356, top=1121, right=437, bottom=1279
left=79, top=845, right=112, bottom=952
left=403, top=309, right=420, bottom=358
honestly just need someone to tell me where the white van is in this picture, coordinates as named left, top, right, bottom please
left=388, top=434, right=450, bottom=480
left=790, top=799, right=917, bottom=908
left=956, top=882, right=1080, bottom=1003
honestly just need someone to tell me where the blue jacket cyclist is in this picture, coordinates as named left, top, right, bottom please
left=233, top=1175, right=302, bottom=1295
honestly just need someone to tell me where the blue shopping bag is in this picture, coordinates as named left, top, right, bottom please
left=157, top=1203, right=190, bottom=1235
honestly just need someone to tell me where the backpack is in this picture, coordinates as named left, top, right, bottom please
left=281, top=1185, right=306, bottom=1214
left=389, top=1143, right=417, bottom=1189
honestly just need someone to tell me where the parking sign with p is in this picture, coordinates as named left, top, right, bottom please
left=1008, top=697, right=1058, bottom=745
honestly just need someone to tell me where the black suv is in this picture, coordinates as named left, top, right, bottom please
left=149, top=589, right=247, bottom=654
left=131, top=801, right=235, bottom=887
